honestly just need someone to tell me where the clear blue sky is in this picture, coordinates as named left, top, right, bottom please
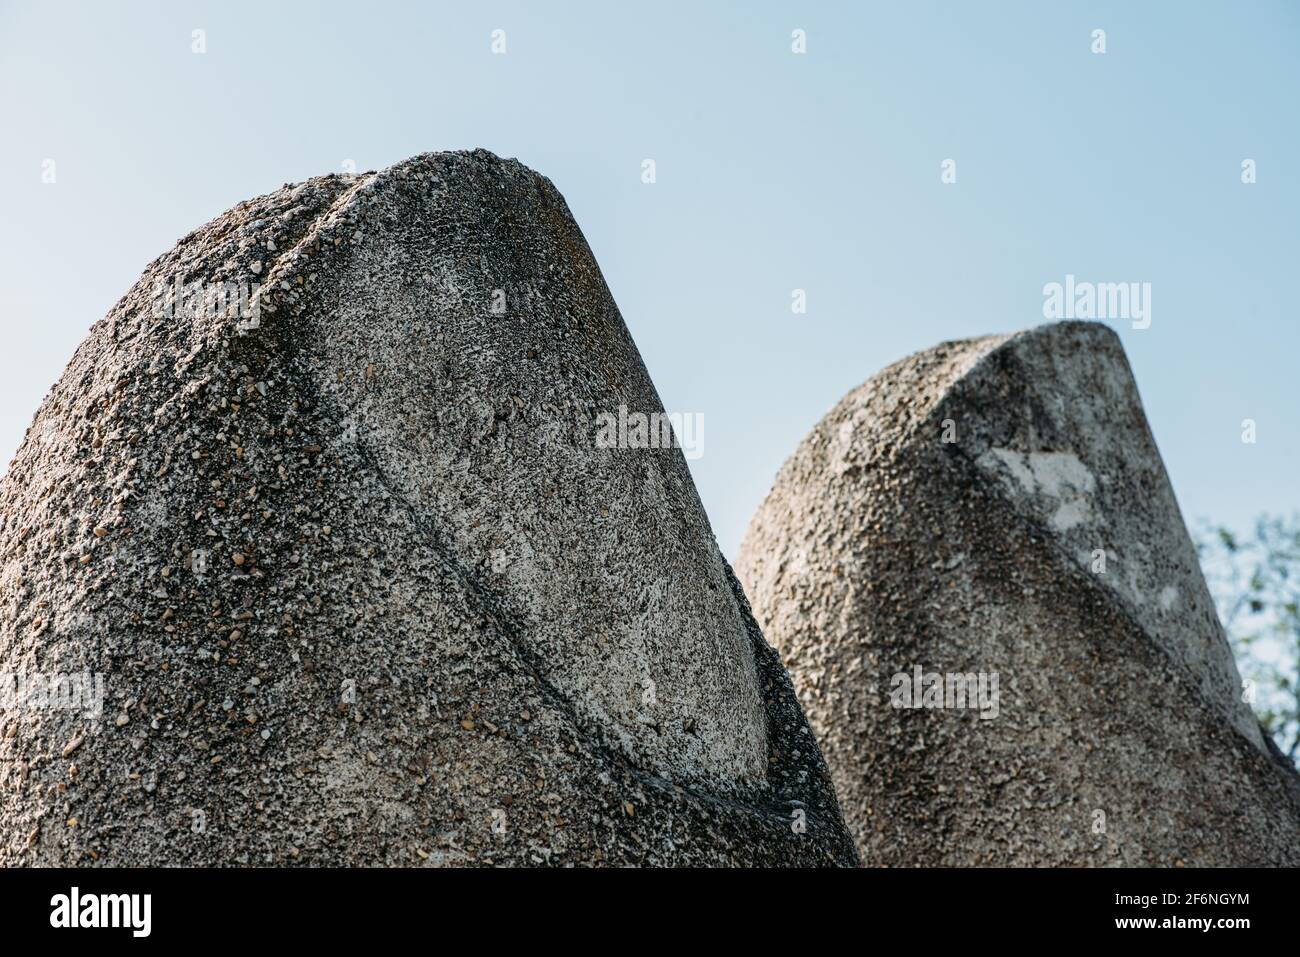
left=2, top=0, right=1296, bottom=558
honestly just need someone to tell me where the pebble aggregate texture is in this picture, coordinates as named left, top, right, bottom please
left=0, top=150, right=857, bottom=866
left=737, top=322, right=1300, bottom=865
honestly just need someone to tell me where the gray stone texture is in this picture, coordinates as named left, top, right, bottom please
left=737, top=321, right=1300, bottom=865
left=0, top=150, right=855, bottom=866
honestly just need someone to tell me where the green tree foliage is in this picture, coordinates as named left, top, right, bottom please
left=1196, top=515, right=1300, bottom=764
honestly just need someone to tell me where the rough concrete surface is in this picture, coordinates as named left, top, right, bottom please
left=737, top=321, right=1300, bottom=866
left=0, top=150, right=856, bottom=866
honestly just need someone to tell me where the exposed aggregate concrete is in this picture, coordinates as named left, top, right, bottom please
left=0, top=150, right=856, bottom=867
left=737, top=322, right=1300, bottom=866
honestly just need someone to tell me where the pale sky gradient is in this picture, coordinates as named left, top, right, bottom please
left=1, top=0, right=1296, bottom=557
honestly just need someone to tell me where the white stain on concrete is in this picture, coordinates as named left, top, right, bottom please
left=1051, top=498, right=1091, bottom=531
left=978, top=448, right=1097, bottom=533
left=984, top=446, right=1037, bottom=491
left=1158, top=585, right=1179, bottom=612
left=981, top=448, right=1095, bottom=496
